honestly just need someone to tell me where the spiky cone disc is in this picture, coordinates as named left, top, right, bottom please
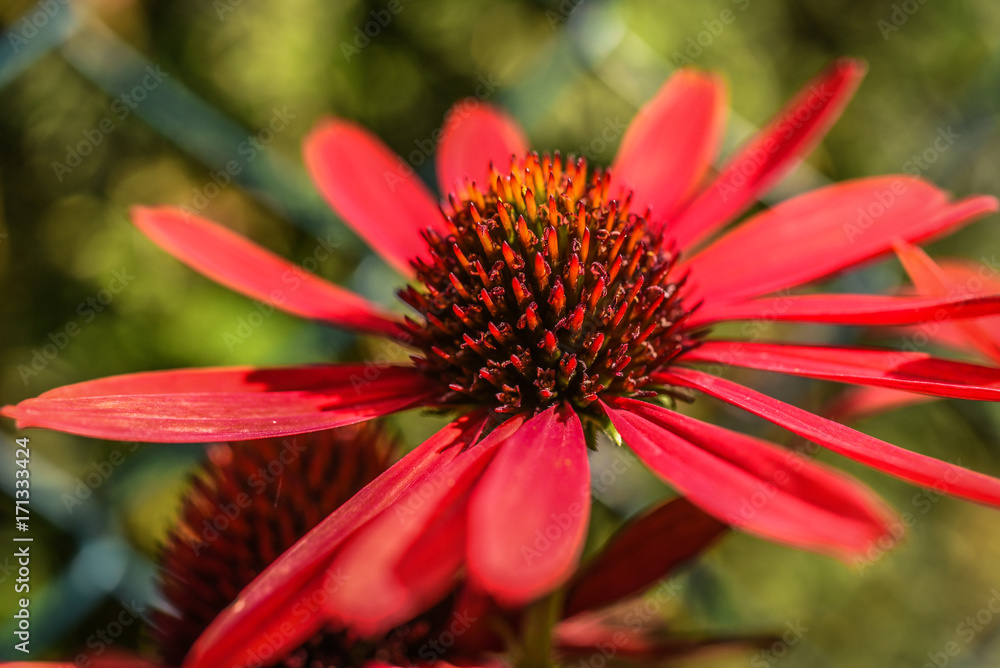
left=401, top=151, right=697, bottom=416
left=152, top=425, right=392, bottom=666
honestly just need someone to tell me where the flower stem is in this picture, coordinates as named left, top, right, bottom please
left=520, top=592, right=561, bottom=668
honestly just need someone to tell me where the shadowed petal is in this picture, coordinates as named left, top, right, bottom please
left=467, top=404, right=590, bottom=606
left=670, top=59, right=866, bottom=249
left=688, top=293, right=1000, bottom=328
left=603, top=399, right=896, bottom=560
left=436, top=100, right=528, bottom=196
left=826, top=386, right=936, bottom=422
left=684, top=341, right=1000, bottom=400
left=3, top=365, right=437, bottom=442
left=132, top=206, right=405, bottom=337
left=658, top=367, right=1000, bottom=508
left=327, top=414, right=527, bottom=635
left=564, top=497, right=727, bottom=616
left=304, top=119, right=445, bottom=276
left=184, top=413, right=489, bottom=668
left=683, top=177, right=997, bottom=304
left=895, top=240, right=1000, bottom=362
left=612, top=68, right=727, bottom=227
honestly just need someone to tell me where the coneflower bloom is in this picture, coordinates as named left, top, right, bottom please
left=828, top=240, right=1000, bottom=420
left=10, top=429, right=750, bottom=668
left=8, top=58, right=1000, bottom=665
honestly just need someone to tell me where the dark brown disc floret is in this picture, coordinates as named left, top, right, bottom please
left=400, top=152, right=697, bottom=415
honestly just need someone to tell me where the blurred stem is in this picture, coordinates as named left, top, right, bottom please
left=520, top=591, right=561, bottom=668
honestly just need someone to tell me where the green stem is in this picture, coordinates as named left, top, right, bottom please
left=520, top=591, right=562, bottom=668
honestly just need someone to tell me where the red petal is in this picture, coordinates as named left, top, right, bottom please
left=3, top=364, right=437, bottom=442
left=184, top=414, right=488, bottom=668
left=327, top=414, right=527, bottom=635
left=688, top=292, right=1000, bottom=328
left=670, top=59, right=866, bottom=249
left=684, top=340, right=1000, bottom=401
left=436, top=101, right=528, bottom=195
left=603, top=399, right=896, bottom=560
left=132, top=206, right=404, bottom=337
left=682, top=177, right=997, bottom=304
left=659, top=367, right=1000, bottom=507
left=612, top=69, right=726, bottom=227
left=564, top=497, right=726, bottom=616
left=304, top=119, right=445, bottom=276
left=826, top=386, right=936, bottom=422
left=467, top=404, right=590, bottom=606
left=895, top=240, right=1000, bottom=362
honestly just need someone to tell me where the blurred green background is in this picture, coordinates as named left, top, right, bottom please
left=2, top=0, right=1000, bottom=665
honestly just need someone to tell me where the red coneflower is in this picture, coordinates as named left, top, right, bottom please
left=10, top=428, right=754, bottom=668
left=8, top=58, right=1000, bottom=666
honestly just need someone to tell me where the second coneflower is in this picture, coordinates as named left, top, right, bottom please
left=8, top=58, right=1000, bottom=666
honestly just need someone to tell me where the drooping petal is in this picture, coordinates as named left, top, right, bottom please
left=3, top=364, right=438, bottom=442
left=304, top=119, right=446, bottom=276
left=184, top=414, right=488, bottom=668
left=895, top=240, right=1000, bottom=362
left=683, top=340, right=1000, bottom=401
left=670, top=59, right=866, bottom=249
left=682, top=177, right=997, bottom=304
left=327, top=414, right=527, bottom=635
left=658, top=367, right=1000, bottom=507
left=467, top=404, right=590, bottom=606
left=563, top=497, right=727, bottom=617
left=612, top=68, right=727, bottom=227
left=687, top=292, right=1000, bottom=328
left=436, top=101, right=528, bottom=196
left=132, top=206, right=405, bottom=337
left=603, top=399, right=896, bottom=560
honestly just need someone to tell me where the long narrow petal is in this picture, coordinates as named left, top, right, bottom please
left=687, top=293, right=1000, bottom=328
left=184, top=414, right=488, bottom=668
left=684, top=340, right=1000, bottom=400
left=603, top=399, right=896, bottom=560
left=682, top=177, right=997, bottom=304
left=132, top=207, right=404, bottom=337
left=327, top=414, right=527, bottom=635
left=3, top=364, right=438, bottom=442
left=467, top=404, right=590, bottom=606
left=670, top=59, right=866, bottom=249
left=612, top=69, right=727, bottom=227
left=304, top=119, right=445, bottom=276
left=436, top=101, right=528, bottom=196
left=658, top=367, right=1000, bottom=507
left=895, top=240, right=1000, bottom=362
left=564, top=498, right=727, bottom=616
left=826, top=386, right=936, bottom=422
